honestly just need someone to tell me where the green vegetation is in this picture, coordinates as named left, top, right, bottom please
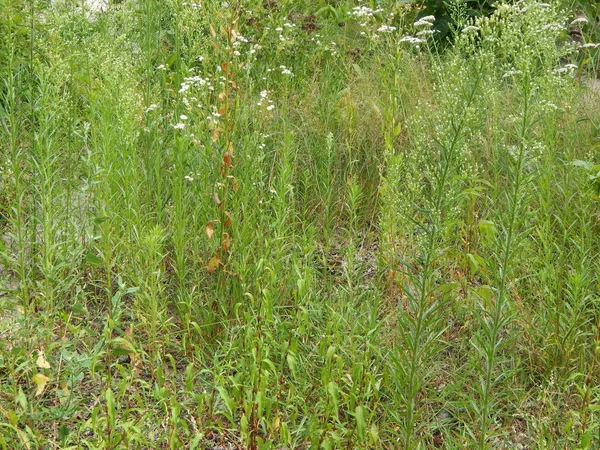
left=1, top=0, right=600, bottom=448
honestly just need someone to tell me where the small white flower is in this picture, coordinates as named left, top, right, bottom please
left=416, top=29, right=435, bottom=37
left=173, top=123, right=186, bottom=130
left=399, top=36, right=424, bottom=44
left=145, top=104, right=159, bottom=113
left=462, top=25, right=480, bottom=33
left=281, top=68, right=292, bottom=75
left=503, top=69, right=523, bottom=78
left=156, top=64, right=166, bottom=70
left=266, top=104, right=275, bottom=111
left=414, top=16, right=435, bottom=27
left=260, top=90, right=268, bottom=98
left=570, top=17, right=589, bottom=26
left=180, top=115, right=188, bottom=120
left=377, top=24, right=397, bottom=33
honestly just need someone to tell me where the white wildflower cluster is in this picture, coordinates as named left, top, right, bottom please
left=570, top=17, right=588, bottom=26
left=399, top=36, right=424, bottom=45
left=181, top=1, right=201, bottom=8
left=267, top=21, right=296, bottom=44
left=229, top=35, right=261, bottom=61
left=324, top=41, right=340, bottom=56
left=307, top=35, right=339, bottom=56
left=554, top=64, right=577, bottom=74
left=268, top=65, right=292, bottom=76
left=257, top=90, right=275, bottom=111
left=233, top=35, right=249, bottom=44
left=145, top=104, right=159, bottom=113
left=539, top=23, right=565, bottom=32
left=179, top=75, right=212, bottom=94
left=503, top=69, right=523, bottom=78
left=414, top=15, right=435, bottom=28
left=416, top=29, right=436, bottom=37
left=377, top=24, right=396, bottom=33
left=349, top=6, right=383, bottom=18
left=538, top=99, right=558, bottom=111
left=397, top=15, right=436, bottom=46
left=206, top=106, right=222, bottom=125
left=184, top=172, right=201, bottom=182
left=462, top=25, right=480, bottom=34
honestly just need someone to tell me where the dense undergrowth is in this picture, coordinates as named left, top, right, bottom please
left=1, top=0, right=600, bottom=448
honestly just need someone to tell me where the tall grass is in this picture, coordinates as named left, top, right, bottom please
left=1, top=0, right=600, bottom=448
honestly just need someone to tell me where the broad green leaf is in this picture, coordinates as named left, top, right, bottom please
left=355, top=406, right=366, bottom=440
left=85, top=253, right=103, bottom=265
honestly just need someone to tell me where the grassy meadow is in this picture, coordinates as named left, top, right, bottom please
left=1, top=0, right=600, bottom=448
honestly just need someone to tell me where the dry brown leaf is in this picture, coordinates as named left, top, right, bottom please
left=207, top=256, right=221, bottom=274
left=212, top=128, right=223, bottom=142
left=224, top=152, right=233, bottom=168
left=222, top=233, right=231, bottom=251
left=206, top=222, right=215, bottom=239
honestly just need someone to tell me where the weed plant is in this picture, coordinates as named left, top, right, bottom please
left=1, top=0, right=600, bottom=448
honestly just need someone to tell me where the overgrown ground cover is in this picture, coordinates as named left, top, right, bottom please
left=1, top=0, right=600, bottom=448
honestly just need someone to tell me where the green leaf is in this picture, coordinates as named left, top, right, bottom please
left=217, top=386, right=235, bottom=419
left=85, top=253, right=103, bottom=265
left=327, top=381, right=340, bottom=418
left=572, top=159, right=592, bottom=170
left=286, top=354, right=297, bottom=378
left=105, top=388, right=115, bottom=426
left=59, top=425, right=70, bottom=446
left=355, top=406, right=366, bottom=440
left=93, top=216, right=109, bottom=224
